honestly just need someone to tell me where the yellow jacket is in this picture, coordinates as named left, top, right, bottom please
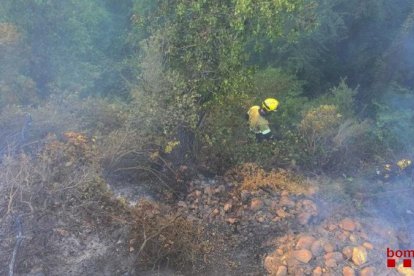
left=247, top=106, right=271, bottom=134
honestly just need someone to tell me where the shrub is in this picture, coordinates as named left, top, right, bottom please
left=298, top=104, right=343, bottom=169
left=129, top=200, right=205, bottom=271
left=374, top=83, right=414, bottom=156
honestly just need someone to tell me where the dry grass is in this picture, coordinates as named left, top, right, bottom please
left=0, top=96, right=205, bottom=274
left=226, top=163, right=309, bottom=195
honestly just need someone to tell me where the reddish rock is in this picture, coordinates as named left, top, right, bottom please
left=296, top=235, right=316, bottom=250
left=312, top=266, right=322, bottom=276
left=276, top=209, right=288, bottom=218
left=264, top=255, right=278, bottom=274
left=195, top=190, right=202, bottom=197
left=323, top=242, right=335, bottom=253
left=342, top=246, right=353, bottom=259
left=360, top=267, right=375, bottom=276
left=276, top=248, right=284, bottom=256
left=340, top=218, right=356, bottom=232
left=276, top=265, right=287, bottom=276
left=223, top=203, right=232, bottom=212
left=337, top=232, right=348, bottom=242
left=250, top=198, right=264, bottom=211
left=311, top=240, right=323, bottom=256
left=325, top=258, right=337, bottom=268
left=293, top=249, right=313, bottom=263
left=362, top=242, right=373, bottom=250
left=342, top=266, right=355, bottom=276
left=324, top=252, right=343, bottom=262
left=226, top=218, right=238, bottom=224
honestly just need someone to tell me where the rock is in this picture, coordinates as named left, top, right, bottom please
left=342, top=266, right=355, bottom=276
left=257, top=216, right=265, bottom=223
left=397, top=263, right=414, bottom=276
left=276, top=248, right=284, bottom=256
left=264, top=255, right=278, bottom=274
left=312, top=266, right=322, bottom=276
left=298, top=212, right=313, bottom=225
left=293, top=249, right=313, bottom=263
left=328, top=224, right=337, bottom=231
left=280, top=196, right=295, bottom=208
left=349, top=234, right=358, bottom=243
left=311, top=240, right=323, bottom=256
left=342, top=246, right=353, bottom=259
left=360, top=267, right=375, bottom=276
left=250, top=198, right=264, bottom=211
left=324, top=252, right=343, bottom=262
left=296, top=235, right=316, bottom=250
left=276, top=208, right=288, bottom=218
left=340, top=218, right=356, bottom=231
left=276, top=265, right=287, bottom=276
left=223, top=203, right=232, bottom=212
left=323, top=242, right=335, bottom=253
left=352, top=246, right=367, bottom=266
left=362, top=242, right=373, bottom=250
left=336, top=232, right=348, bottom=242
left=212, top=208, right=220, bottom=216
left=325, top=258, right=337, bottom=268
left=195, top=190, right=202, bottom=197
left=226, top=218, right=238, bottom=224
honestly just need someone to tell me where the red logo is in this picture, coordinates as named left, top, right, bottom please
left=387, top=248, right=414, bottom=267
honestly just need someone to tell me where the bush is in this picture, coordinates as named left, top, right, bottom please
left=297, top=80, right=378, bottom=173
left=129, top=200, right=205, bottom=271
left=299, top=104, right=343, bottom=168
left=374, top=83, right=414, bottom=156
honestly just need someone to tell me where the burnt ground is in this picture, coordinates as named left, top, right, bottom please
left=1, top=174, right=414, bottom=276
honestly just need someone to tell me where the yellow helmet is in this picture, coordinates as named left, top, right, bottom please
left=262, top=98, right=279, bottom=112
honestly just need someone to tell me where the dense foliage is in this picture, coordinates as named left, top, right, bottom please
left=2, top=0, right=414, bottom=175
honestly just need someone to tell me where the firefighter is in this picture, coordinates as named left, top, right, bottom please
left=246, top=98, right=279, bottom=142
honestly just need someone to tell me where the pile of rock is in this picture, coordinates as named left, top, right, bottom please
left=264, top=216, right=412, bottom=275
left=178, top=180, right=319, bottom=232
